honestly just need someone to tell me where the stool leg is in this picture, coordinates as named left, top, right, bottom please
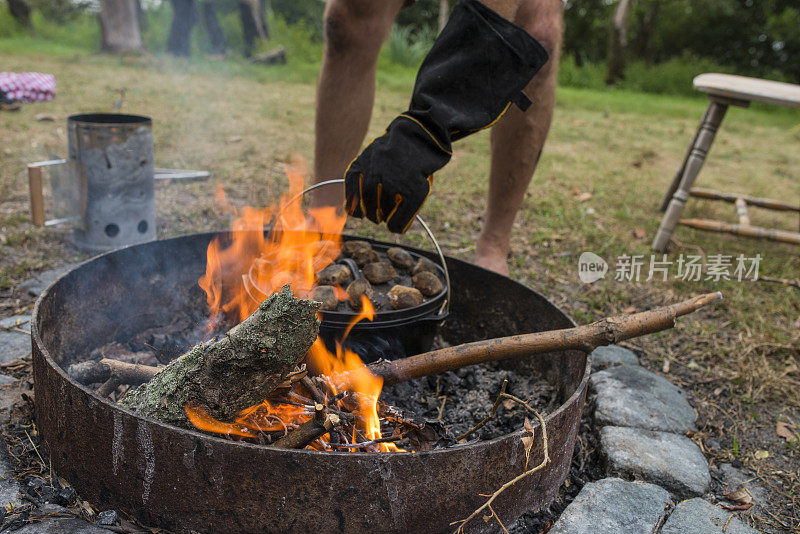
left=652, top=100, right=728, bottom=252
left=658, top=106, right=710, bottom=212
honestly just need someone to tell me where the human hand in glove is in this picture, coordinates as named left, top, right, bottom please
left=344, top=0, right=549, bottom=233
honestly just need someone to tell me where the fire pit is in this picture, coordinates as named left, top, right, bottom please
left=31, top=231, right=589, bottom=533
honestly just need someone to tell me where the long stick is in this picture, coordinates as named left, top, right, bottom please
left=369, top=292, right=722, bottom=386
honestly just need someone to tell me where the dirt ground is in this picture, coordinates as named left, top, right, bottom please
left=1, top=52, right=798, bottom=531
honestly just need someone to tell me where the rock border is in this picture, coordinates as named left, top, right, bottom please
left=539, top=345, right=760, bottom=534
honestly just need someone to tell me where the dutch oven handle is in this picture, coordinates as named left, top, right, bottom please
left=280, top=179, right=451, bottom=315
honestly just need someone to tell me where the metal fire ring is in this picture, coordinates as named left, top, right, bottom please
left=31, top=233, right=590, bottom=533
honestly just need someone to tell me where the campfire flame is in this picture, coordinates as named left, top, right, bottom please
left=199, top=163, right=345, bottom=326
left=190, top=162, right=401, bottom=452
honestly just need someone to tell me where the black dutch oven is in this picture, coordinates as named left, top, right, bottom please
left=289, top=180, right=451, bottom=362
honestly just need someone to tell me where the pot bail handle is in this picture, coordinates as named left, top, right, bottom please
left=280, top=179, right=451, bottom=315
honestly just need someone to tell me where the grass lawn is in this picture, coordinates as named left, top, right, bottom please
left=1, top=49, right=798, bottom=530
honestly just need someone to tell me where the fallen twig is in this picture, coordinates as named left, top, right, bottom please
left=451, top=394, right=550, bottom=533
left=755, top=275, right=800, bottom=290
left=456, top=379, right=508, bottom=441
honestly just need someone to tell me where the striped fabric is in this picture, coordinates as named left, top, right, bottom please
left=0, top=72, right=57, bottom=102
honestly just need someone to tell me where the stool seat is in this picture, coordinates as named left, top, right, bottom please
left=693, top=73, right=800, bottom=108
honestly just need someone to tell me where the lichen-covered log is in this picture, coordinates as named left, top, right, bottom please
left=120, top=286, right=319, bottom=427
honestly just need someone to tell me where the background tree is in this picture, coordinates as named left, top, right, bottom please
left=201, top=0, right=226, bottom=55
left=605, top=0, right=634, bottom=85
left=238, top=0, right=268, bottom=58
left=99, top=0, right=143, bottom=53
left=166, top=0, right=195, bottom=56
left=6, top=0, right=33, bottom=30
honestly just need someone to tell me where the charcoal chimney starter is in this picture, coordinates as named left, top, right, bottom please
left=68, top=113, right=156, bottom=251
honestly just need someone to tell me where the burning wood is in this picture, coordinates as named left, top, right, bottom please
left=119, top=286, right=319, bottom=427
left=272, top=403, right=340, bottom=449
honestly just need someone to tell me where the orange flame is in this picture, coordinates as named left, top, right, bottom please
left=199, top=161, right=346, bottom=326
left=307, top=297, right=402, bottom=452
left=186, top=399, right=311, bottom=438
left=194, top=162, right=400, bottom=452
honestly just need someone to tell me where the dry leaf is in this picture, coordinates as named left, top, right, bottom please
left=632, top=228, right=647, bottom=239
left=623, top=306, right=636, bottom=314
left=662, top=359, right=671, bottom=373
left=776, top=421, right=796, bottom=441
left=754, top=450, right=770, bottom=460
left=724, top=487, right=753, bottom=505
left=521, top=417, right=535, bottom=470
left=524, top=417, right=535, bottom=435
left=502, top=399, right=516, bottom=410
left=721, top=503, right=753, bottom=511
left=575, top=192, right=592, bottom=202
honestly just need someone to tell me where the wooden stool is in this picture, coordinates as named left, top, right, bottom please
left=652, top=73, right=800, bottom=252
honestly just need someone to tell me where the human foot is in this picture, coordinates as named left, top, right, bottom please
left=474, top=235, right=510, bottom=276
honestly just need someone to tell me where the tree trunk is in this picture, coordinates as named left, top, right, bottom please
left=167, top=0, right=196, bottom=57
left=7, top=0, right=32, bottom=30
left=201, top=0, right=226, bottom=55
left=632, top=2, right=659, bottom=63
left=605, top=0, right=633, bottom=85
left=238, top=0, right=268, bottom=58
left=120, top=287, right=320, bottom=428
left=99, top=0, right=144, bottom=53
left=438, top=0, right=449, bottom=34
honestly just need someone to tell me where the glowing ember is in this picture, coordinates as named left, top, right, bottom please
left=190, top=162, right=401, bottom=452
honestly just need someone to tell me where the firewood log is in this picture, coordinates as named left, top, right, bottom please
left=120, top=286, right=319, bottom=428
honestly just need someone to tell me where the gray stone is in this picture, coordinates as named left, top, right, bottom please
left=591, top=345, right=639, bottom=370
left=14, top=518, right=112, bottom=533
left=34, top=503, right=71, bottom=515
left=0, top=448, right=22, bottom=508
left=0, top=315, right=32, bottom=363
left=549, top=477, right=672, bottom=534
left=591, top=364, right=696, bottom=433
left=662, top=498, right=759, bottom=534
left=18, top=263, right=78, bottom=297
left=718, top=463, right=769, bottom=505
left=600, top=426, right=710, bottom=498
left=96, top=509, right=118, bottom=526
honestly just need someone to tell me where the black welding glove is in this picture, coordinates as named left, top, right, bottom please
left=344, top=0, right=549, bottom=233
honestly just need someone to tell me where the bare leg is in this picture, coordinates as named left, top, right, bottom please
left=313, top=0, right=404, bottom=206
left=475, top=0, right=564, bottom=275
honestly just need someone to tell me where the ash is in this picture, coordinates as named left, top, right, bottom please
left=381, top=362, right=557, bottom=441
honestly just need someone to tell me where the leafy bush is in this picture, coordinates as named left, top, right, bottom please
left=269, top=0, right=325, bottom=39
left=557, top=56, right=606, bottom=90
left=382, top=24, right=434, bottom=68
left=559, top=52, right=795, bottom=96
